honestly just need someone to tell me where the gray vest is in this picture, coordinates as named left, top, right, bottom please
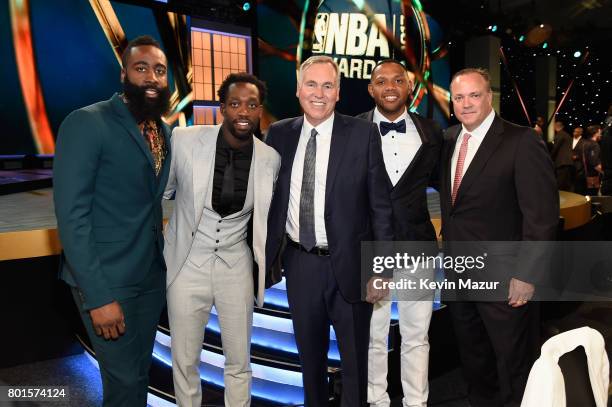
left=188, top=158, right=254, bottom=268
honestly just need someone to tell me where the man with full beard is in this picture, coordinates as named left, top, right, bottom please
left=54, top=35, right=171, bottom=407
left=163, top=73, right=280, bottom=406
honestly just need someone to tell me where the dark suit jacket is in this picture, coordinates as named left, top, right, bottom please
left=551, top=129, right=573, bottom=168
left=440, top=115, right=558, bottom=285
left=357, top=109, right=442, bottom=248
left=572, top=137, right=586, bottom=177
left=265, top=113, right=394, bottom=303
left=54, top=93, right=171, bottom=310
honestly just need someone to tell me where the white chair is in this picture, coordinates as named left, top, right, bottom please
left=521, top=326, right=609, bottom=407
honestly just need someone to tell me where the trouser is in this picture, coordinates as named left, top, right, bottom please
left=447, top=301, right=540, bottom=407
left=72, top=263, right=165, bottom=407
left=284, top=244, right=372, bottom=407
left=367, top=297, right=433, bottom=407
left=167, top=254, right=254, bottom=407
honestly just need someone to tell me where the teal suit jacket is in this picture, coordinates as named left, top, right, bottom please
left=54, top=93, right=171, bottom=310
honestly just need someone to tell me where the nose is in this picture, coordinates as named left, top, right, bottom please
left=313, top=84, right=325, bottom=98
left=144, top=69, right=158, bottom=84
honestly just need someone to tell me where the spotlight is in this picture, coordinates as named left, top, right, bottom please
left=519, top=35, right=525, bottom=42
left=491, top=25, right=498, bottom=32
left=242, top=2, right=250, bottom=11
left=573, top=51, right=582, bottom=58
left=542, top=42, right=548, bottom=49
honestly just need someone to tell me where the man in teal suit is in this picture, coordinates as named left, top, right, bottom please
left=54, top=35, right=171, bottom=407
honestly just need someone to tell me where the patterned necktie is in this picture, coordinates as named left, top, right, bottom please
left=299, top=128, right=317, bottom=251
left=141, top=120, right=165, bottom=176
left=219, top=149, right=235, bottom=216
left=379, top=119, right=407, bottom=136
left=451, top=133, right=471, bottom=205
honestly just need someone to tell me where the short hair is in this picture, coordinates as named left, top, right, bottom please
left=370, top=59, right=410, bottom=82
left=217, top=72, right=267, bottom=105
left=586, top=124, right=601, bottom=138
left=297, top=55, right=340, bottom=86
left=121, top=35, right=164, bottom=68
left=450, top=68, right=491, bottom=92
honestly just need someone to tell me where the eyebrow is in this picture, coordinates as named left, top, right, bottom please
left=132, top=61, right=167, bottom=68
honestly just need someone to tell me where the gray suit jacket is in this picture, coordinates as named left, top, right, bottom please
left=163, top=125, right=280, bottom=307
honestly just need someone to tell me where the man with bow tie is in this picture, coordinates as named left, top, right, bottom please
left=357, top=59, right=443, bottom=407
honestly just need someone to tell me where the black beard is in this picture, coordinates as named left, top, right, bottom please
left=122, top=77, right=170, bottom=122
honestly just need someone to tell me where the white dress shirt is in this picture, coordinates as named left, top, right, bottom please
left=286, top=114, right=334, bottom=247
left=373, top=107, right=422, bottom=186
left=572, top=137, right=580, bottom=149
left=450, top=109, right=496, bottom=192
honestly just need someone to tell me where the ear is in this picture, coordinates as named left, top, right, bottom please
left=367, top=83, right=374, bottom=98
left=220, top=103, right=226, bottom=116
left=295, top=83, right=300, bottom=98
left=120, top=68, right=126, bottom=83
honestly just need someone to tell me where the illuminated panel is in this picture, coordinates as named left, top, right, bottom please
left=191, top=27, right=251, bottom=103
left=154, top=332, right=305, bottom=405
left=193, top=105, right=220, bottom=125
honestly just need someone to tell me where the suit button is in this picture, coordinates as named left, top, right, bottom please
left=217, top=229, right=220, bottom=232
left=216, top=240, right=219, bottom=243
left=218, top=220, right=222, bottom=223
left=191, top=232, right=194, bottom=237
left=214, top=248, right=218, bottom=252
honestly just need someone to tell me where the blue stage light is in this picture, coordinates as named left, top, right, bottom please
left=242, top=2, right=251, bottom=11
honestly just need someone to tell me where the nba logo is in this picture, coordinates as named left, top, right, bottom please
left=312, top=13, right=328, bottom=53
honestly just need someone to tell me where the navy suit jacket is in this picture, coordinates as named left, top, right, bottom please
left=265, top=113, right=394, bottom=303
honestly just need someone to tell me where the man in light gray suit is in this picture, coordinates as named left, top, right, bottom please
left=163, top=73, right=280, bottom=406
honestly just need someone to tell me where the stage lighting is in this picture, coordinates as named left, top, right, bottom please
left=242, top=2, right=250, bottom=11
left=574, top=51, right=582, bottom=58
left=519, top=35, right=525, bottom=42
left=491, top=25, right=498, bottom=32
left=542, top=42, right=548, bottom=49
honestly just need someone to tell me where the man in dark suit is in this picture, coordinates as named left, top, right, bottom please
left=265, top=55, right=394, bottom=406
left=571, top=127, right=587, bottom=194
left=440, top=68, right=558, bottom=407
left=54, top=36, right=171, bottom=407
left=551, top=120, right=574, bottom=191
left=356, top=59, right=442, bottom=407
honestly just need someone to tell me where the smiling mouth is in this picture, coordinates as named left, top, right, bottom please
left=234, top=120, right=252, bottom=129
left=144, top=88, right=159, bottom=97
left=383, top=95, right=399, bottom=102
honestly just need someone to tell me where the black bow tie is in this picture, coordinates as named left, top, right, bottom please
left=379, top=119, right=406, bottom=136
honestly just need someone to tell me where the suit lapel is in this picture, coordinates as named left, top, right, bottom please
left=110, top=93, right=155, bottom=171
left=325, top=113, right=349, bottom=205
left=156, top=123, right=172, bottom=195
left=193, top=126, right=219, bottom=225
left=453, top=115, right=504, bottom=207
left=444, top=126, right=460, bottom=212
left=392, top=112, right=429, bottom=192
left=285, top=117, right=304, bottom=174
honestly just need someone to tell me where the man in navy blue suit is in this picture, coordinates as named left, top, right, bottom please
left=265, top=55, right=394, bottom=406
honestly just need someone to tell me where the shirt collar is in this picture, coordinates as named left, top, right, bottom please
left=461, top=108, right=496, bottom=141
left=303, top=113, right=335, bottom=138
left=216, top=127, right=253, bottom=156
left=372, top=107, right=408, bottom=125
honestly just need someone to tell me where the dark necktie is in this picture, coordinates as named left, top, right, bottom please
left=379, top=119, right=406, bottom=136
left=219, top=149, right=235, bottom=215
left=299, top=128, right=317, bottom=251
